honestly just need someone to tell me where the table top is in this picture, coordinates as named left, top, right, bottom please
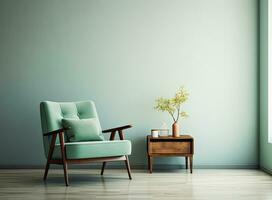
left=147, top=135, right=193, bottom=140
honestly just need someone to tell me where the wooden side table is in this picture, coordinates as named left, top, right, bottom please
left=147, top=135, right=194, bottom=173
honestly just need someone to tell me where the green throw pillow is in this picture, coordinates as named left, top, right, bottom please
left=62, top=118, right=104, bottom=142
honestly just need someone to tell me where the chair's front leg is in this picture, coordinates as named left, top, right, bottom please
left=118, top=130, right=125, bottom=140
left=109, top=131, right=116, bottom=140
left=117, top=131, right=132, bottom=179
left=125, top=156, right=132, bottom=180
left=59, top=132, right=69, bottom=186
left=101, top=131, right=116, bottom=175
left=43, top=134, right=57, bottom=181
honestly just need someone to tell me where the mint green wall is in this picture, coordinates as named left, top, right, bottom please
left=0, top=0, right=258, bottom=167
left=260, top=0, right=272, bottom=170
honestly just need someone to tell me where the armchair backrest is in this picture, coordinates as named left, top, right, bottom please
left=40, top=100, right=102, bottom=157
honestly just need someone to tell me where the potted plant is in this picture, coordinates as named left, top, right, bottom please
left=154, top=86, right=189, bottom=137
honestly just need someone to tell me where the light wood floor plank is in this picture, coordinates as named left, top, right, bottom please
left=0, top=169, right=271, bottom=200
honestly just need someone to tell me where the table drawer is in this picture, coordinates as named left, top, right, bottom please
left=150, top=141, right=191, bottom=154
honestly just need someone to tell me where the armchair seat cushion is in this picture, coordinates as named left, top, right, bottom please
left=52, top=140, right=131, bottom=160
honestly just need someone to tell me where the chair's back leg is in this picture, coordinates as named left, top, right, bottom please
left=62, top=162, right=68, bottom=186
left=101, top=162, right=106, bottom=175
left=59, top=132, right=69, bottom=186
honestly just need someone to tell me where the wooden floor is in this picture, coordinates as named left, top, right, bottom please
left=0, top=169, right=271, bottom=199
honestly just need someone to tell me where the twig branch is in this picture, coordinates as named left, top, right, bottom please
left=168, top=111, right=176, bottom=122
left=176, top=106, right=180, bottom=122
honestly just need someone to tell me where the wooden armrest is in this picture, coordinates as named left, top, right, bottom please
left=102, top=125, right=132, bottom=133
left=43, top=127, right=69, bottom=136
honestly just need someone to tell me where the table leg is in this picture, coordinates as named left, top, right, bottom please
left=148, top=155, right=150, bottom=172
left=185, top=157, right=188, bottom=169
left=149, top=156, right=153, bottom=174
left=189, top=156, right=193, bottom=173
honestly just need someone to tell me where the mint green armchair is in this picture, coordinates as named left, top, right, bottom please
left=40, top=100, right=132, bottom=186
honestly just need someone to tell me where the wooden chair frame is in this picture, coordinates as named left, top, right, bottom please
left=43, top=125, right=132, bottom=186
